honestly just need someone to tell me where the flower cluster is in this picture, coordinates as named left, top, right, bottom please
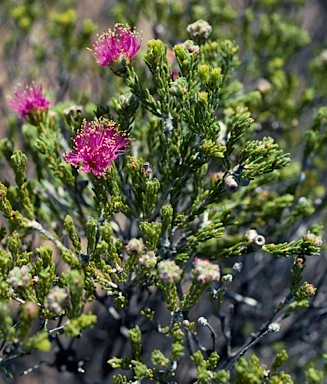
left=64, top=118, right=130, bottom=177
left=7, top=266, right=31, bottom=289
left=126, top=238, right=145, bottom=255
left=304, top=283, right=317, bottom=297
left=88, top=24, right=142, bottom=70
left=180, top=259, right=220, bottom=311
left=44, top=286, right=69, bottom=315
left=179, top=40, right=200, bottom=56
left=139, top=251, right=157, bottom=269
left=186, top=19, right=212, bottom=43
left=8, top=82, right=51, bottom=119
left=305, top=233, right=323, bottom=247
left=157, top=260, right=182, bottom=283
left=194, top=258, right=220, bottom=284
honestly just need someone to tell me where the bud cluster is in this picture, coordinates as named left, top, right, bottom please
left=139, top=251, right=157, bottom=269
left=194, top=258, right=220, bottom=284
left=126, top=238, right=145, bottom=255
left=304, top=233, right=323, bottom=247
left=157, top=260, right=182, bottom=283
left=7, top=266, right=31, bottom=289
left=186, top=20, right=213, bottom=44
left=44, top=286, right=69, bottom=316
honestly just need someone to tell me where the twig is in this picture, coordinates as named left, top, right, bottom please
left=25, top=219, right=78, bottom=260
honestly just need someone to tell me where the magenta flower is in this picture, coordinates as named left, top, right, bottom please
left=88, top=24, right=142, bottom=70
left=8, top=83, right=51, bottom=119
left=64, top=118, right=130, bottom=177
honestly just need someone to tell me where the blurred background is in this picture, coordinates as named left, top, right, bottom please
left=0, top=0, right=327, bottom=383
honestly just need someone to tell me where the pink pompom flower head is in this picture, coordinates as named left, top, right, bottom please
left=63, top=118, right=130, bottom=178
left=8, top=82, right=51, bottom=120
left=88, top=23, right=142, bottom=72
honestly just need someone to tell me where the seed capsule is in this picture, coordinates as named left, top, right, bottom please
left=253, top=234, right=266, bottom=247
left=246, top=230, right=266, bottom=248
left=224, top=174, right=239, bottom=193
left=246, top=229, right=259, bottom=241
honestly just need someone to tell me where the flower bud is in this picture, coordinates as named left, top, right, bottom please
left=141, top=162, right=153, bottom=179
left=125, top=238, right=144, bottom=255
left=186, top=19, right=212, bottom=44
left=7, top=265, right=31, bottom=288
left=304, top=283, right=317, bottom=297
left=157, top=260, right=182, bottom=283
left=139, top=251, right=157, bottom=269
left=183, top=40, right=200, bottom=56
left=194, top=258, right=220, bottom=284
left=295, top=257, right=305, bottom=265
left=305, top=233, right=323, bottom=247
left=174, top=40, right=200, bottom=59
left=45, top=286, right=69, bottom=315
left=170, top=77, right=188, bottom=96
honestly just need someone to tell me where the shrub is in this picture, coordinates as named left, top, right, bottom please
left=0, top=1, right=326, bottom=383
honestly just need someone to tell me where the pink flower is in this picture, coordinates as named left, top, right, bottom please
left=88, top=24, right=142, bottom=70
left=8, top=83, right=51, bottom=118
left=64, top=118, right=130, bottom=177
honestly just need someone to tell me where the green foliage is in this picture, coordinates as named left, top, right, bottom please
left=63, top=312, right=97, bottom=337
left=234, top=354, right=293, bottom=383
left=305, top=364, right=325, bottom=384
left=22, top=330, right=51, bottom=353
left=64, top=269, right=85, bottom=319
left=191, top=350, right=230, bottom=383
left=0, top=0, right=326, bottom=382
